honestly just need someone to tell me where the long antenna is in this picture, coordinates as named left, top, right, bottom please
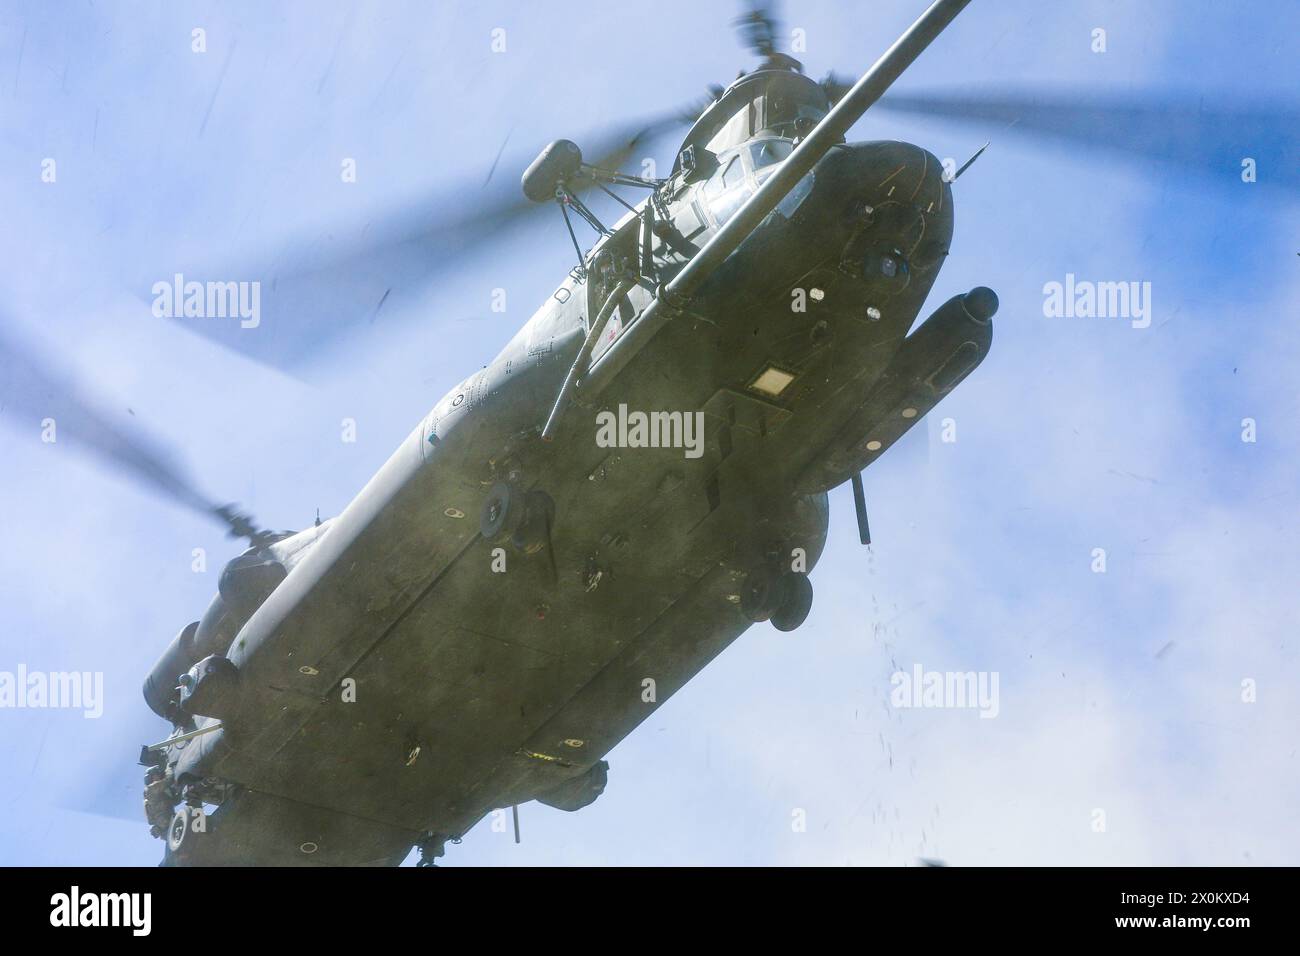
left=951, top=141, right=990, bottom=181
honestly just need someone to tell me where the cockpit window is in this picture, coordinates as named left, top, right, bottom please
left=704, top=96, right=756, bottom=156
left=751, top=137, right=793, bottom=169
left=764, top=77, right=829, bottom=137
left=676, top=70, right=829, bottom=174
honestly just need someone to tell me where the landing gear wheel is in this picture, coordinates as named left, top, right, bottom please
left=771, top=572, right=813, bottom=632
left=740, top=567, right=781, bottom=623
left=511, top=491, right=555, bottom=555
left=167, top=808, right=189, bottom=854
left=479, top=482, right=523, bottom=542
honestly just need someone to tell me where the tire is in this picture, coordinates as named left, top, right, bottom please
left=479, top=482, right=523, bottom=541
left=164, top=806, right=203, bottom=865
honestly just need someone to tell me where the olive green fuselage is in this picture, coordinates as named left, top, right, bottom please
left=162, top=136, right=963, bottom=865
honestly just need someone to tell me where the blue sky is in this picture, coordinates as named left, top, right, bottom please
left=1, top=0, right=1296, bottom=865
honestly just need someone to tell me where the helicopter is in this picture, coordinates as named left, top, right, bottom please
left=99, top=0, right=982, bottom=865
left=141, top=0, right=993, bottom=866
left=1, top=0, right=1287, bottom=866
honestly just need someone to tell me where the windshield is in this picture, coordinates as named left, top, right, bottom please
left=678, top=71, right=829, bottom=171
left=763, top=73, right=829, bottom=137
left=705, top=96, right=757, bottom=155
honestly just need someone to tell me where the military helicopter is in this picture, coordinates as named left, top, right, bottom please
left=2, top=0, right=1285, bottom=866
left=100, top=0, right=982, bottom=865
left=144, top=0, right=996, bottom=865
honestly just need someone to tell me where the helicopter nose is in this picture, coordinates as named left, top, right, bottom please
left=853, top=140, right=948, bottom=211
left=823, top=139, right=954, bottom=286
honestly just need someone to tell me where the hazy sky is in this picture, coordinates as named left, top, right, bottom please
left=1, top=0, right=1296, bottom=865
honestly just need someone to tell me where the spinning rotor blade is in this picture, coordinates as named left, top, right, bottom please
left=584, top=107, right=706, bottom=173
left=302, top=115, right=689, bottom=269
left=820, top=71, right=857, bottom=106
left=873, top=88, right=1300, bottom=191
left=158, top=0, right=811, bottom=375
left=173, top=112, right=700, bottom=374
left=0, top=326, right=259, bottom=540
left=734, top=0, right=778, bottom=59
left=733, top=0, right=802, bottom=72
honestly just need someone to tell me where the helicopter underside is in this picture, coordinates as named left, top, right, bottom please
left=156, top=139, right=992, bottom=866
